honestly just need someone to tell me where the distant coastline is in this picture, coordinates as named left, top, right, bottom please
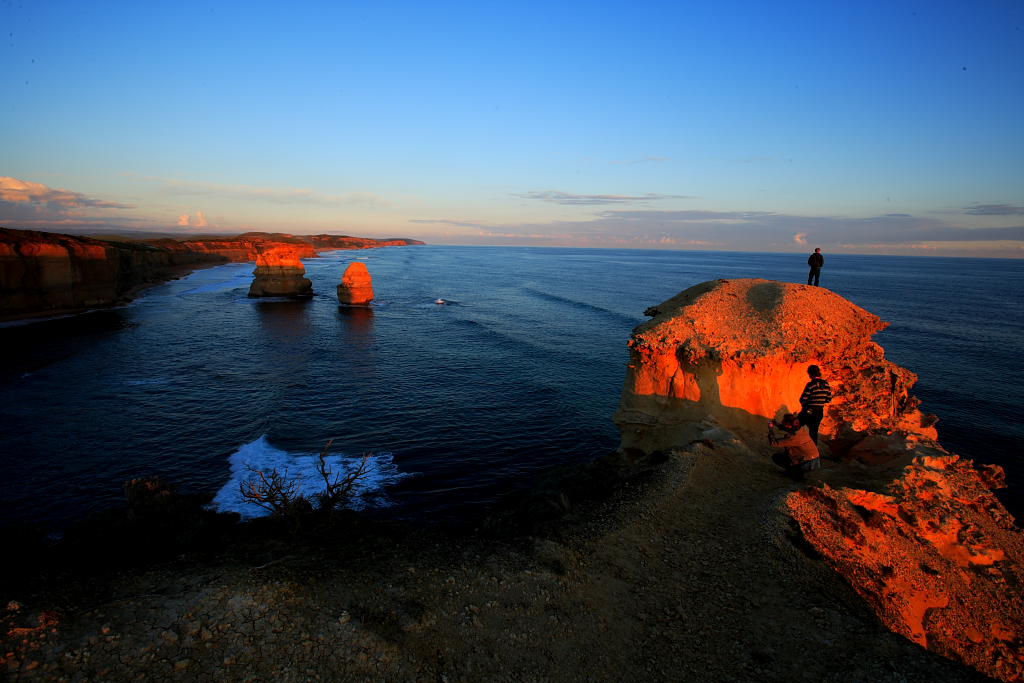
left=0, top=227, right=424, bottom=322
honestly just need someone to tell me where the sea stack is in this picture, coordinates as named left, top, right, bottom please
left=337, top=261, right=374, bottom=305
left=616, top=278, right=1024, bottom=681
left=247, top=245, right=312, bottom=298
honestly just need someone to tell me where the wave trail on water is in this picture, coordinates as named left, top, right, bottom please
left=520, top=286, right=640, bottom=326
left=211, top=435, right=409, bottom=520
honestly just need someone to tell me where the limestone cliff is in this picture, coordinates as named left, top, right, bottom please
left=177, top=233, right=422, bottom=261
left=307, top=234, right=424, bottom=249
left=615, top=278, right=1022, bottom=681
left=247, top=244, right=312, bottom=298
left=178, top=233, right=317, bottom=262
left=615, top=278, right=936, bottom=453
left=0, top=227, right=226, bottom=321
left=336, top=262, right=374, bottom=305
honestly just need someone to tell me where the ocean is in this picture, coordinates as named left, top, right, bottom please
left=1, top=246, right=1021, bottom=529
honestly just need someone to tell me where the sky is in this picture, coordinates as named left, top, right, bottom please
left=2, top=0, right=1022, bottom=256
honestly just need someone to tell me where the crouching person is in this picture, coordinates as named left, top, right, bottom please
left=769, top=413, right=821, bottom=480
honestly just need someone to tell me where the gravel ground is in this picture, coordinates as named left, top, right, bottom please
left=3, top=440, right=991, bottom=682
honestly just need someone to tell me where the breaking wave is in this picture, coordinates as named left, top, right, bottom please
left=211, top=435, right=410, bottom=520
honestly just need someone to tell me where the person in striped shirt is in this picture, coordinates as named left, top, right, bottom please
left=798, top=364, right=832, bottom=444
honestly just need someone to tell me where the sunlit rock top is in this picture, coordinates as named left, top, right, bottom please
left=615, top=278, right=936, bottom=453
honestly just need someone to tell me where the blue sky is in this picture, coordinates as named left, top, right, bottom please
left=2, top=0, right=1022, bottom=255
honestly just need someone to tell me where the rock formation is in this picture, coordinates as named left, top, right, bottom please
left=615, top=278, right=936, bottom=454
left=178, top=233, right=317, bottom=262
left=0, top=228, right=422, bottom=319
left=0, top=227, right=226, bottom=321
left=788, top=456, right=1023, bottom=682
left=337, top=262, right=374, bottom=305
left=616, top=278, right=1023, bottom=682
left=247, top=245, right=312, bottom=298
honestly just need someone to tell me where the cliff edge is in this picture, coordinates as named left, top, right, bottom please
left=0, top=228, right=226, bottom=321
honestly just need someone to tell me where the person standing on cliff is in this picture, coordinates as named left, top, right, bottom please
left=798, top=364, right=832, bottom=444
left=807, top=247, right=824, bottom=286
left=769, top=413, right=821, bottom=480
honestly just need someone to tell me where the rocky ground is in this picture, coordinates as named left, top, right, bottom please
left=3, top=441, right=991, bottom=682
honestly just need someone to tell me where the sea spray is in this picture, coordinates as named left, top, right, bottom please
left=211, top=435, right=409, bottom=519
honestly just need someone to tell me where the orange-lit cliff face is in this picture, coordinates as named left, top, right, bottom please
left=614, top=278, right=936, bottom=454
left=788, top=457, right=1024, bottom=682
left=337, top=261, right=374, bottom=305
left=246, top=245, right=312, bottom=298
left=178, top=234, right=317, bottom=262
left=616, top=278, right=1023, bottom=681
left=177, top=233, right=422, bottom=261
left=0, top=228, right=225, bottom=320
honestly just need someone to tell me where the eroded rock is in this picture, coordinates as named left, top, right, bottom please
left=614, top=278, right=936, bottom=453
left=788, top=456, right=1023, bottom=681
left=247, top=245, right=312, bottom=298
left=337, top=262, right=374, bottom=305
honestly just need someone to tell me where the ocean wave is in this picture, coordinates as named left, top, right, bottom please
left=211, top=435, right=409, bottom=520
left=520, top=286, right=639, bottom=326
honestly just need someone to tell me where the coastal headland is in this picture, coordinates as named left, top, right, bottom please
left=2, top=279, right=1020, bottom=681
left=0, top=227, right=423, bottom=321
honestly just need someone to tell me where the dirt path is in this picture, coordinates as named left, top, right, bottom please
left=5, top=444, right=988, bottom=681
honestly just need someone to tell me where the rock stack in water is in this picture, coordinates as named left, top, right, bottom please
left=247, top=245, right=312, bottom=298
left=615, top=278, right=1024, bottom=682
left=337, top=261, right=374, bottom=305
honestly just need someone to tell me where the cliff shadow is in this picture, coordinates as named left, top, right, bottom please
left=0, top=310, right=134, bottom=384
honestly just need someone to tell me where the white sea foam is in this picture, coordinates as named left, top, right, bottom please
left=211, top=435, right=407, bottom=519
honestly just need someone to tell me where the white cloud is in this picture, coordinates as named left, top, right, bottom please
left=794, top=232, right=808, bottom=244
left=177, top=211, right=209, bottom=227
left=0, top=176, right=132, bottom=209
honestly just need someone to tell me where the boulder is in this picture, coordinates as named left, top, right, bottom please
left=337, top=262, right=374, bottom=305
left=247, top=245, right=312, bottom=298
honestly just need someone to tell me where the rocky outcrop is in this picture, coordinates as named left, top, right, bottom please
left=337, top=262, right=374, bottom=305
left=615, top=278, right=936, bottom=454
left=788, top=455, right=1023, bottom=681
left=616, top=277, right=1023, bottom=681
left=247, top=245, right=312, bottom=298
left=0, top=227, right=226, bottom=321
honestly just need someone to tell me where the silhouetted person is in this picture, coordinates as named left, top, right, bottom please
left=807, top=247, right=824, bottom=286
left=769, top=413, right=820, bottom=480
left=799, top=364, right=832, bottom=443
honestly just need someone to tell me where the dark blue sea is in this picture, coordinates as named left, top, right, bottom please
left=1, top=246, right=1021, bottom=529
